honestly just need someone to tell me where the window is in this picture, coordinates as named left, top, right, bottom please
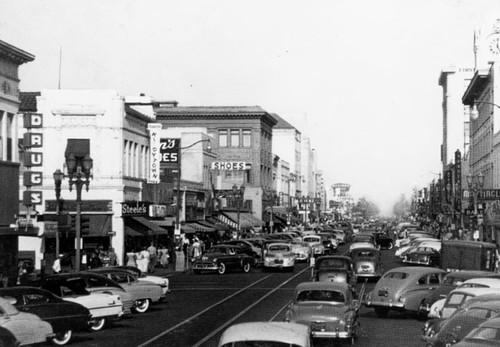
left=242, top=129, right=252, bottom=147
left=230, top=129, right=240, bottom=147
left=219, top=130, right=228, bottom=147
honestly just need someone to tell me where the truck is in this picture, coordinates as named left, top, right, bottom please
left=441, top=240, right=497, bottom=272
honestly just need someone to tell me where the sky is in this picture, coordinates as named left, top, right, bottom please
left=2, top=0, right=500, bottom=215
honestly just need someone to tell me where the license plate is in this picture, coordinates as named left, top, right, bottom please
left=378, top=290, right=388, bottom=297
left=274, top=259, right=283, bottom=264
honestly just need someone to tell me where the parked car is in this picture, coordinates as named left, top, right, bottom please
left=350, top=246, right=383, bottom=279
left=365, top=266, right=447, bottom=318
left=454, top=316, right=500, bottom=347
left=439, top=287, right=500, bottom=320
left=218, top=322, right=312, bottom=347
left=86, top=268, right=163, bottom=313
left=0, top=326, right=18, bottom=347
left=402, top=246, right=441, bottom=267
left=111, top=266, right=169, bottom=297
left=0, top=286, right=90, bottom=346
left=263, top=242, right=295, bottom=272
left=314, top=255, right=357, bottom=294
left=423, top=297, right=500, bottom=347
left=290, top=241, right=312, bottom=262
left=285, top=281, right=360, bottom=344
left=0, top=296, right=53, bottom=346
left=302, top=235, right=325, bottom=257
left=193, top=244, right=254, bottom=275
left=41, top=275, right=124, bottom=331
left=44, top=272, right=134, bottom=315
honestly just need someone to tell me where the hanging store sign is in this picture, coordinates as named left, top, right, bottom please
left=147, top=123, right=162, bottom=184
left=159, top=138, right=180, bottom=163
left=211, top=162, right=252, bottom=170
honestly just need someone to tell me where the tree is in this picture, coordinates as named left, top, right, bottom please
left=392, top=194, right=410, bottom=217
left=352, top=197, right=380, bottom=220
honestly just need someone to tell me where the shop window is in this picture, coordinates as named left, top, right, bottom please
left=242, top=129, right=251, bottom=147
left=230, top=129, right=239, bottom=147
left=219, top=130, right=228, bottom=147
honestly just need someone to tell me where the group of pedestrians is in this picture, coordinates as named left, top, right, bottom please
left=125, top=242, right=170, bottom=273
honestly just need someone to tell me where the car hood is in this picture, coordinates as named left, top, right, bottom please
left=291, top=302, right=350, bottom=322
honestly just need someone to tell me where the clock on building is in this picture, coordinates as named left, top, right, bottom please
left=488, top=34, right=500, bottom=55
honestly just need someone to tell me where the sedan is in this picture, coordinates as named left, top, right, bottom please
left=263, top=242, right=295, bottom=272
left=285, top=281, right=360, bottom=344
left=365, top=266, right=447, bottom=318
left=0, top=286, right=90, bottom=346
left=290, top=241, right=312, bottom=262
left=402, top=246, right=441, bottom=267
left=193, top=245, right=254, bottom=275
left=218, top=322, right=312, bottom=347
left=86, top=268, right=163, bottom=313
left=454, top=316, right=500, bottom=347
left=111, top=266, right=169, bottom=297
left=41, top=275, right=124, bottom=331
left=0, top=297, right=53, bottom=346
left=302, top=235, right=325, bottom=257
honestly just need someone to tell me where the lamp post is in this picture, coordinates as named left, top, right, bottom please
left=232, top=184, right=245, bottom=239
left=467, top=172, right=485, bottom=237
left=470, top=100, right=500, bottom=120
left=53, top=154, right=93, bottom=271
left=174, top=139, right=211, bottom=236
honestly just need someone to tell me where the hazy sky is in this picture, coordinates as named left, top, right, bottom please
left=3, top=0, right=500, bottom=215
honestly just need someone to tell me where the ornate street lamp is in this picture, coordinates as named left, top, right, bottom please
left=467, top=172, right=485, bottom=234
left=53, top=154, right=93, bottom=271
left=174, top=139, right=211, bottom=236
left=232, top=184, right=245, bottom=239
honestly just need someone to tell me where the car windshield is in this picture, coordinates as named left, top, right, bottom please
left=208, top=247, right=227, bottom=254
left=318, top=259, right=348, bottom=269
left=354, top=236, right=372, bottom=243
left=222, top=342, right=304, bottom=347
left=296, top=289, right=345, bottom=303
left=466, top=327, right=500, bottom=341
left=269, top=245, right=290, bottom=252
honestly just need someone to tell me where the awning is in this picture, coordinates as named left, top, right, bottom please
left=263, top=212, right=284, bottom=225
left=187, top=222, right=215, bottom=232
left=43, top=214, right=112, bottom=238
left=219, top=211, right=264, bottom=229
left=131, top=217, right=168, bottom=235
left=181, top=224, right=196, bottom=234
left=125, top=225, right=145, bottom=237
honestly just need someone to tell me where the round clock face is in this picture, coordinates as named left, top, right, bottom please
left=489, top=35, right=500, bottom=54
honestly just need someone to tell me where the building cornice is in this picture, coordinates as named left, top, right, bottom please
left=0, top=40, right=35, bottom=65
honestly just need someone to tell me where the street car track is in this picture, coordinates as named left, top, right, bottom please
left=136, top=274, right=273, bottom=347
left=190, top=265, right=312, bottom=347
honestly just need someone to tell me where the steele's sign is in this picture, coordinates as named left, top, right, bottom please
left=121, top=201, right=149, bottom=216
left=211, top=162, right=251, bottom=170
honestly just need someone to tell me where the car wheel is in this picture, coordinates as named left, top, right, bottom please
left=387, top=242, right=394, bottom=250
left=89, top=317, right=106, bottom=331
left=217, top=262, right=226, bottom=275
left=374, top=307, right=389, bottom=318
left=51, top=330, right=72, bottom=346
left=242, top=262, right=251, bottom=273
left=134, top=299, right=150, bottom=313
left=417, top=300, right=429, bottom=320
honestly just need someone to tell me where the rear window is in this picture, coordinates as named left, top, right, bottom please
left=383, top=272, right=408, bottom=280
left=297, top=290, right=345, bottom=303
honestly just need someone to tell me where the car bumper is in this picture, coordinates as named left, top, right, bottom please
left=364, top=300, right=405, bottom=310
left=264, top=259, right=294, bottom=268
left=193, top=263, right=218, bottom=271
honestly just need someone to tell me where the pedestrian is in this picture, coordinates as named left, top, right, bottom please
left=138, top=247, right=150, bottom=273
left=90, top=252, right=102, bottom=269
left=126, top=249, right=137, bottom=267
left=458, top=228, right=464, bottom=240
left=495, top=242, right=500, bottom=273
left=192, top=237, right=202, bottom=261
left=147, top=242, right=157, bottom=273
left=61, top=253, right=73, bottom=273
left=108, top=248, right=117, bottom=266
left=159, top=245, right=169, bottom=268
left=81, top=250, right=88, bottom=270
left=473, top=229, right=480, bottom=242
left=52, top=254, right=62, bottom=274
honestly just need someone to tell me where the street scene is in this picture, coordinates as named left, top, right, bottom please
left=3, top=1, right=500, bottom=346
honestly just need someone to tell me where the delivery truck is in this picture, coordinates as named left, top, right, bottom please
left=441, top=240, right=497, bottom=272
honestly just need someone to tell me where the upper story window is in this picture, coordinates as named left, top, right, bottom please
left=230, top=129, right=240, bottom=147
left=219, top=130, right=228, bottom=147
left=242, top=129, right=251, bottom=147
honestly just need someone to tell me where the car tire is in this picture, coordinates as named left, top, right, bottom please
left=242, top=262, right=251, bottom=273
left=387, top=242, right=394, bottom=250
left=51, top=330, right=72, bottom=346
left=134, top=299, right=150, bottom=313
left=374, top=307, right=389, bottom=318
left=417, top=300, right=429, bottom=320
left=89, top=317, right=106, bottom=331
left=217, top=262, right=226, bottom=275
